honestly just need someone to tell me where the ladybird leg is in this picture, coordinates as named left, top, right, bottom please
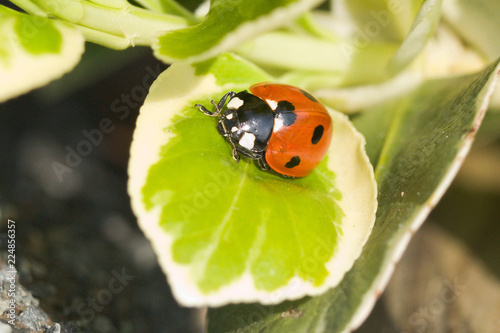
left=227, top=137, right=241, bottom=163
left=215, top=91, right=236, bottom=112
left=257, top=157, right=269, bottom=171
left=232, top=148, right=241, bottom=163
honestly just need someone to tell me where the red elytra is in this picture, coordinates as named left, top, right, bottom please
left=250, top=83, right=333, bottom=177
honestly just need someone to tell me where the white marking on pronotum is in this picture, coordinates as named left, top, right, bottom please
left=227, top=97, right=243, bottom=109
left=266, top=99, right=278, bottom=110
left=231, top=126, right=238, bottom=132
left=274, top=117, right=284, bottom=132
left=226, top=113, right=233, bottom=119
left=239, top=132, right=256, bottom=150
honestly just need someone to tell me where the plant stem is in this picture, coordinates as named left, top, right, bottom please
left=8, top=0, right=48, bottom=17
left=15, top=0, right=191, bottom=46
left=87, top=0, right=128, bottom=10
left=17, top=0, right=84, bottom=22
left=236, top=31, right=350, bottom=73
left=134, top=0, right=197, bottom=23
left=78, top=25, right=131, bottom=49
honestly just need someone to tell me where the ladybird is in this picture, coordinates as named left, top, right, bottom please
left=195, top=83, right=332, bottom=177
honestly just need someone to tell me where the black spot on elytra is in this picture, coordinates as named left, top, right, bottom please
left=311, top=125, right=324, bottom=144
left=277, top=112, right=297, bottom=127
left=300, top=89, right=318, bottom=102
left=285, top=156, right=301, bottom=168
left=276, top=100, right=295, bottom=112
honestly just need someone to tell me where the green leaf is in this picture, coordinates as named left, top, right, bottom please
left=133, top=0, right=197, bottom=21
left=236, top=31, right=349, bottom=73
left=442, top=0, right=500, bottom=61
left=88, top=0, right=128, bottom=9
left=13, top=0, right=190, bottom=48
left=128, top=53, right=377, bottom=306
left=336, top=0, right=442, bottom=81
left=334, top=0, right=426, bottom=42
left=0, top=6, right=84, bottom=103
left=311, top=71, right=422, bottom=113
left=206, top=60, right=500, bottom=331
left=236, top=31, right=400, bottom=86
left=275, top=0, right=442, bottom=112
left=235, top=0, right=441, bottom=100
left=387, top=0, right=442, bottom=74
left=153, top=0, right=325, bottom=63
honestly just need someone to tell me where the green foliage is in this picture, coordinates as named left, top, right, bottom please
left=442, top=0, right=500, bottom=61
left=142, top=111, right=343, bottom=292
left=0, top=5, right=84, bottom=102
left=13, top=16, right=62, bottom=54
left=129, top=54, right=376, bottom=306
left=206, top=58, right=500, bottom=333
left=2, top=0, right=500, bottom=331
left=387, top=0, right=442, bottom=74
left=154, top=0, right=320, bottom=62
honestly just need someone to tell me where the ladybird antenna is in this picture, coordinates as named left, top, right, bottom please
left=210, top=99, right=220, bottom=115
left=194, top=103, right=217, bottom=116
left=195, top=91, right=237, bottom=117
left=216, top=91, right=236, bottom=111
